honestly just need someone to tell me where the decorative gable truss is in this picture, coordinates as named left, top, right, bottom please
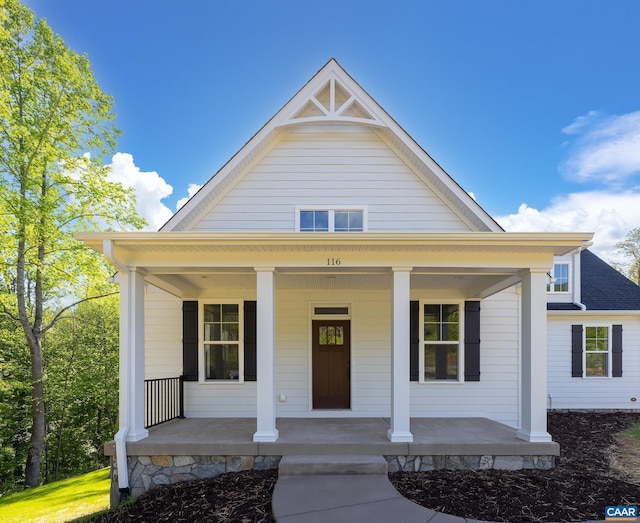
left=283, top=76, right=386, bottom=127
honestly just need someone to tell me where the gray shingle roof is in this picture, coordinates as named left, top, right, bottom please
left=579, top=249, right=640, bottom=310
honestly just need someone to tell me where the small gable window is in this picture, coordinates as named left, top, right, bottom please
left=548, top=263, right=570, bottom=293
left=202, top=303, right=243, bottom=381
left=297, top=207, right=366, bottom=232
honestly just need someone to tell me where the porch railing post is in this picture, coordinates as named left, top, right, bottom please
left=179, top=374, right=185, bottom=419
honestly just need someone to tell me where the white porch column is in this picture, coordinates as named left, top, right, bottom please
left=253, top=267, right=279, bottom=442
left=388, top=267, right=413, bottom=442
left=125, top=268, right=148, bottom=442
left=518, top=268, right=552, bottom=442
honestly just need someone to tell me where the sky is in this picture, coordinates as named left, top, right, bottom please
left=21, top=0, right=640, bottom=268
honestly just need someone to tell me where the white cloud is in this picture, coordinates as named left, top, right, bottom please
left=560, top=110, right=640, bottom=184
left=496, top=189, right=640, bottom=264
left=107, top=153, right=174, bottom=231
left=176, top=183, right=202, bottom=210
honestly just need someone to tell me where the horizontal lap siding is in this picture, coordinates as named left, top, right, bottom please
left=144, top=285, right=523, bottom=423
left=193, top=126, right=470, bottom=232
left=547, top=316, right=640, bottom=410
left=410, top=289, right=520, bottom=427
left=144, top=285, right=182, bottom=380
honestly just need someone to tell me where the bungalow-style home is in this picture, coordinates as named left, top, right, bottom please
left=76, top=59, right=637, bottom=503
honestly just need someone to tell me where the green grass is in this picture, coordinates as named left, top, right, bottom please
left=623, top=422, right=640, bottom=442
left=0, top=468, right=110, bottom=523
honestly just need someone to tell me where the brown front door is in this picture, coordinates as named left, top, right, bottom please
left=312, top=320, right=351, bottom=409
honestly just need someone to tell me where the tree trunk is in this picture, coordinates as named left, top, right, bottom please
left=25, top=336, right=45, bottom=487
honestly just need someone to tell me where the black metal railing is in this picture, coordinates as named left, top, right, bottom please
left=144, top=376, right=184, bottom=428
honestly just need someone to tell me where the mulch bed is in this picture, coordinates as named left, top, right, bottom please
left=87, top=412, right=639, bottom=523
left=391, top=411, right=640, bottom=522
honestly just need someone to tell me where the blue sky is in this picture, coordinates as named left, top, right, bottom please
left=22, top=0, right=640, bottom=263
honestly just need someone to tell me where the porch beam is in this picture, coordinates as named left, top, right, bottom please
left=388, top=267, right=413, bottom=442
left=253, top=267, right=279, bottom=442
left=517, top=268, right=552, bottom=442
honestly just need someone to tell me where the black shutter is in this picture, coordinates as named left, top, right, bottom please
left=244, top=301, right=257, bottom=381
left=410, top=301, right=419, bottom=381
left=571, top=324, right=583, bottom=377
left=182, top=301, right=199, bottom=381
left=612, top=324, right=623, bottom=378
left=464, top=301, right=481, bottom=381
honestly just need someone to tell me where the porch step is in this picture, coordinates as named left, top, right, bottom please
left=278, top=455, right=388, bottom=476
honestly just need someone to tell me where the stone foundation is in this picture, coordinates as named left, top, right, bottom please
left=109, top=455, right=281, bottom=507
left=110, top=453, right=555, bottom=506
left=385, top=454, right=555, bottom=472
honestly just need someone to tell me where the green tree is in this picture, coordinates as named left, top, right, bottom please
left=0, top=0, right=144, bottom=487
left=43, top=295, right=119, bottom=481
left=616, top=228, right=640, bottom=285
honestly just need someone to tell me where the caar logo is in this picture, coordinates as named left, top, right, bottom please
left=605, top=506, right=638, bottom=521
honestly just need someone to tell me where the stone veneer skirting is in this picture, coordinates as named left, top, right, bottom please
left=110, top=453, right=555, bottom=506
left=385, top=454, right=555, bottom=473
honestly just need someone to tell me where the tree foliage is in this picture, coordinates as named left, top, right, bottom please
left=0, top=0, right=144, bottom=487
left=616, top=228, right=640, bottom=285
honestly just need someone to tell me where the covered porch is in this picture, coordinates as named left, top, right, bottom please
left=77, top=231, right=594, bottom=451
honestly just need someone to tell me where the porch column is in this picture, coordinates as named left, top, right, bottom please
left=124, top=268, right=148, bottom=442
left=388, top=267, right=413, bottom=442
left=253, top=267, right=279, bottom=442
left=518, top=268, right=552, bottom=442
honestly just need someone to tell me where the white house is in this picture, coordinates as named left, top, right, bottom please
left=77, top=59, right=627, bottom=502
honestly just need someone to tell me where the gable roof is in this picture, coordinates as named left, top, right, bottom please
left=161, top=59, right=503, bottom=233
left=580, top=249, right=640, bottom=310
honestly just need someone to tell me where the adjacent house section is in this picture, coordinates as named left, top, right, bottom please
left=547, top=249, right=640, bottom=410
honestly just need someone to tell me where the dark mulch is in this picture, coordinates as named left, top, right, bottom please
left=391, top=412, right=640, bottom=522
left=86, top=412, right=639, bottom=523
left=87, top=469, right=277, bottom=523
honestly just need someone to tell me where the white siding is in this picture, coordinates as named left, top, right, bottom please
left=144, top=285, right=182, bottom=380
left=547, top=315, right=640, bottom=410
left=410, top=289, right=520, bottom=427
left=193, top=125, right=472, bottom=233
left=143, top=284, right=522, bottom=424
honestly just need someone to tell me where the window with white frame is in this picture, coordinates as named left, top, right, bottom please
left=547, top=263, right=570, bottom=293
left=584, top=325, right=610, bottom=377
left=298, top=208, right=365, bottom=232
left=422, top=303, right=461, bottom=381
left=202, top=303, right=242, bottom=381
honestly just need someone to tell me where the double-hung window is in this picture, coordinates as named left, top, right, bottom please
left=297, top=207, right=366, bottom=232
left=548, top=263, right=570, bottom=293
left=422, top=303, right=461, bottom=381
left=202, top=303, right=242, bottom=381
left=584, top=326, right=610, bottom=377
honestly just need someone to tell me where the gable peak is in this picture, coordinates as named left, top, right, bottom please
left=279, top=62, right=385, bottom=129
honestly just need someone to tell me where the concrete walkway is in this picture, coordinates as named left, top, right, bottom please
left=271, top=455, right=608, bottom=523
left=272, top=455, right=482, bottom=523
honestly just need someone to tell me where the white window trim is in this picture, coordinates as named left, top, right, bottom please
left=418, top=300, right=465, bottom=384
left=310, top=301, right=352, bottom=319
left=583, top=323, right=612, bottom=379
left=198, top=299, right=245, bottom=384
left=295, top=205, right=368, bottom=232
left=548, top=262, right=571, bottom=294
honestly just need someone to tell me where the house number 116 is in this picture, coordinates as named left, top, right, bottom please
left=327, top=258, right=342, bottom=266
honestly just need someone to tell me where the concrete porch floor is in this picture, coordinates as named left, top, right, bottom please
left=105, top=417, right=559, bottom=458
